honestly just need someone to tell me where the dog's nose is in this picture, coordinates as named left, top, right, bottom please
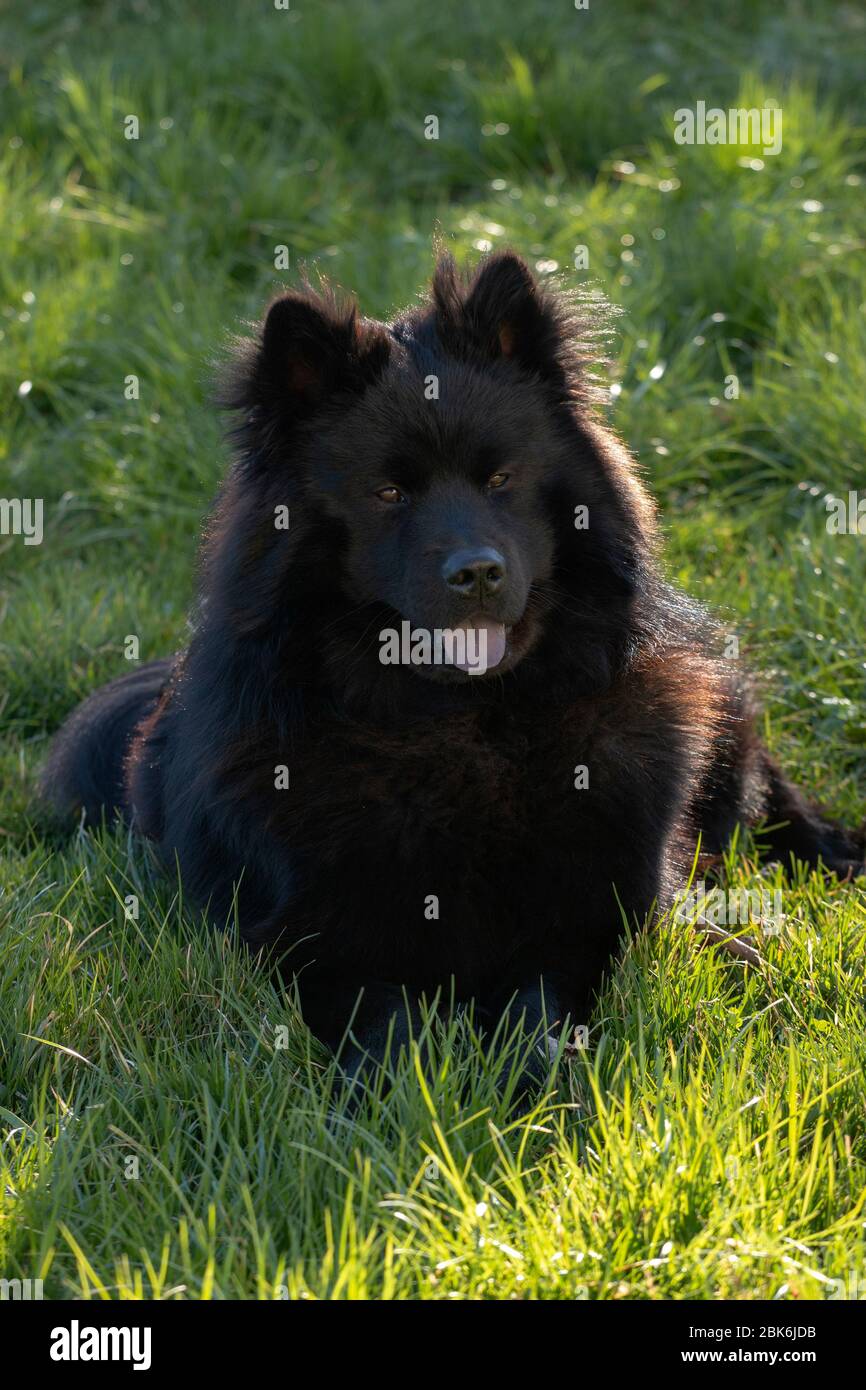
left=442, top=547, right=507, bottom=600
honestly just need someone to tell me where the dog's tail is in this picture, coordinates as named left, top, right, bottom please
left=756, top=752, right=866, bottom=876
left=694, top=707, right=865, bottom=877
left=40, top=658, right=174, bottom=826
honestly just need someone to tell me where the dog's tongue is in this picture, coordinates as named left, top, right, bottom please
left=453, top=619, right=507, bottom=674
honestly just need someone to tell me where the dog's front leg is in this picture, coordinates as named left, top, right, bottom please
left=487, top=974, right=573, bottom=1101
left=299, top=975, right=430, bottom=1083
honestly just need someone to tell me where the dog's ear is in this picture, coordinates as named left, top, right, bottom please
left=433, top=251, right=565, bottom=378
left=226, top=288, right=391, bottom=421
left=262, top=292, right=391, bottom=406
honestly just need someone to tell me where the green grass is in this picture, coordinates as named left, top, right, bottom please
left=2, top=0, right=865, bottom=1299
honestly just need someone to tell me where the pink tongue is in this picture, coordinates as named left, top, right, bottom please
left=452, top=619, right=507, bottom=674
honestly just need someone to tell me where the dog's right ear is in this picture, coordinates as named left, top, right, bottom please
left=223, top=288, right=391, bottom=421
left=261, top=292, right=391, bottom=408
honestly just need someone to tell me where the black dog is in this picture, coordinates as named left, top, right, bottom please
left=43, top=251, right=864, bottom=1079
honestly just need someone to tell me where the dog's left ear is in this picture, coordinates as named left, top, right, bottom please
left=434, top=251, right=565, bottom=378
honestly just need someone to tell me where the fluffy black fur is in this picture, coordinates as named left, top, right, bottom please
left=42, top=251, right=864, bottom=1080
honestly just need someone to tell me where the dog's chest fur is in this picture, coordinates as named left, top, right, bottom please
left=245, top=672, right=699, bottom=991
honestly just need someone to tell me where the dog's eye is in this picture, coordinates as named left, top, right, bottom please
left=376, top=485, right=406, bottom=504
left=486, top=472, right=509, bottom=490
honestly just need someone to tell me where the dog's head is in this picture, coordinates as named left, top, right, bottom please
left=214, top=252, right=657, bottom=702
